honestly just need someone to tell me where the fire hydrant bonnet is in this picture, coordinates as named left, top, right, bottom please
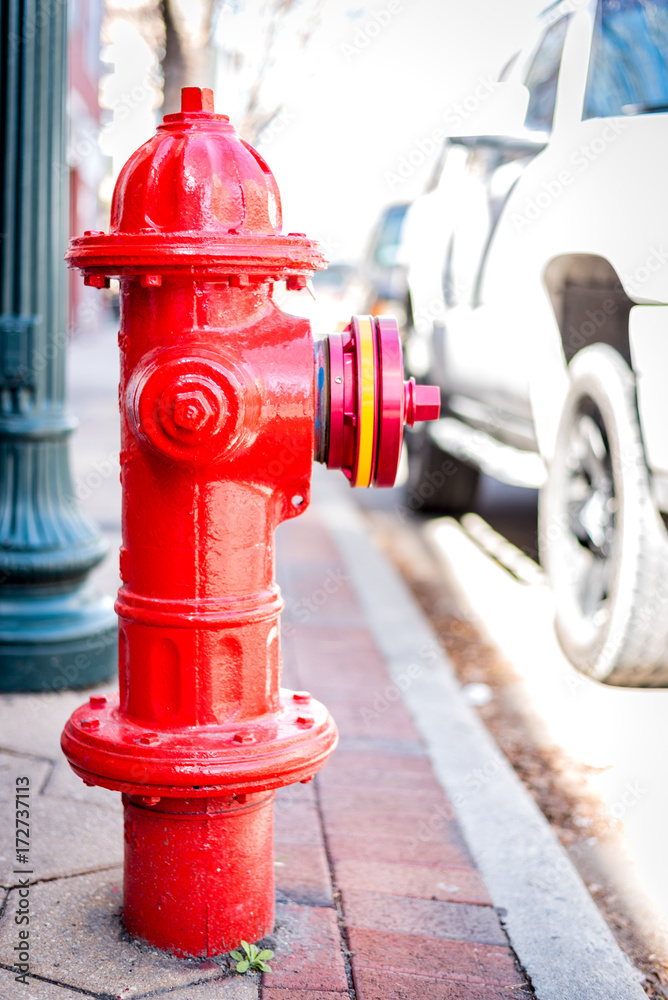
left=68, top=86, right=325, bottom=280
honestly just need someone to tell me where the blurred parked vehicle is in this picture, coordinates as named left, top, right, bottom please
left=359, top=202, right=411, bottom=335
left=401, top=0, right=668, bottom=686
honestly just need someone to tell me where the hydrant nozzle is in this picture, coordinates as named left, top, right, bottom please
left=61, top=87, right=440, bottom=958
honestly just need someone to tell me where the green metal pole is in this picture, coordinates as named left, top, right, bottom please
left=0, top=0, right=117, bottom=691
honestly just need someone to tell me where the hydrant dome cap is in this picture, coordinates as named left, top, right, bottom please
left=111, top=114, right=282, bottom=237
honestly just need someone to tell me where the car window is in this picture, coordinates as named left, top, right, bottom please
left=583, top=0, right=668, bottom=118
left=372, top=204, right=409, bottom=267
left=523, top=16, right=570, bottom=132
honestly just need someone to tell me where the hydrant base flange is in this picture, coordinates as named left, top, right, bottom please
left=61, top=688, right=336, bottom=797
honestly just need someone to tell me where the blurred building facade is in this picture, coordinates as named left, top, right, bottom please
left=68, top=0, right=107, bottom=331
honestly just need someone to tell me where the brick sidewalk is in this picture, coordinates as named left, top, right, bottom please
left=267, top=504, right=532, bottom=999
left=0, top=492, right=532, bottom=1000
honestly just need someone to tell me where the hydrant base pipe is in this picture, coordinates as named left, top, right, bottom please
left=123, top=792, right=275, bottom=956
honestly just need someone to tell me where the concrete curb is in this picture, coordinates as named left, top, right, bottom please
left=315, top=478, right=646, bottom=1000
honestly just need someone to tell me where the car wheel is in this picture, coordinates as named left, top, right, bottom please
left=539, top=343, right=668, bottom=685
left=407, top=427, right=480, bottom=515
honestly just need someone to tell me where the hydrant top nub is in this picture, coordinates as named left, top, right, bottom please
left=181, top=87, right=214, bottom=113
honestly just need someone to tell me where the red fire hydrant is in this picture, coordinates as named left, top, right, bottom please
left=61, top=88, right=440, bottom=957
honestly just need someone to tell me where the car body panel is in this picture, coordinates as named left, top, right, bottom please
left=403, top=0, right=668, bottom=481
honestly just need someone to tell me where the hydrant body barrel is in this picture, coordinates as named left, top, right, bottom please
left=123, top=792, right=276, bottom=954
left=62, top=87, right=440, bottom=957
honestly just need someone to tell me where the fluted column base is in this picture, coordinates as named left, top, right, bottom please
left=0, top=581, right=117, bottom=692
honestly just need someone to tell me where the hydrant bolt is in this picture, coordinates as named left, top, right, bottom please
left=171, top=390, right=217, bottom=432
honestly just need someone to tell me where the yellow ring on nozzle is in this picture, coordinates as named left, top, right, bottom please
left=356, top=316, right=376, bottom=487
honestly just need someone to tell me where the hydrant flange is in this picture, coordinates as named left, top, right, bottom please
left=62, top=688, right=335, bottom=797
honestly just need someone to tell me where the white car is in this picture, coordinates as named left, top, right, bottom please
left=401, top=0, right=668, bottom=686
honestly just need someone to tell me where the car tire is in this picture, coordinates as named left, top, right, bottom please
left=538, top=343, right=668, bottom=686
left=407, top=428, right=480, bottom=515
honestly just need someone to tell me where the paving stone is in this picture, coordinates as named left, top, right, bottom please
left=335, top=735, right=426, bottom=757
left=319, top=767, right=443, bottom=792
left=315, top=702, right=420, bottom=741
left=273, top=799, right=323, bottom=845
left=261, top=991, right=347, bottom=999
left=0, top=794, right=123, bottom=886
left=340, top=889, right=507, bottom=945
left=319, top=795, right=462, bottom=845
left=0, top=751, right=52, bottom=793
left=275, top=784, right=317, bottom=810
left=334, top=860, right=491, bottom=905
left=299, top=675, right=391, bottom=702
left=0, top=685, right=117, bottom=760
left=353, top=969, right=530, bottom=999
left=281, top=563, right=362, bottom=625
left=276, top=515, right=341, bottom=565
left=149, top=976, right=258, bottom=998
left=43, top=756, right=123, bottom=811
left=260, top=902, right=347, bottom=992
left=0, top=751, right=52, bottom=886
left=274, top=843, right=333, bottom=907
left=347, top=927, right=523, bottom=986
left=326, top=830, right=471, bottom=868
left=0, top=868, right=225, bottom=996
left=321, top=806, right=457, bottom=840
left=0, top=968, right=87, bottom=999
left=317, top=784, right=445, bottom=817
left=323, top=751, right=437, bottom=778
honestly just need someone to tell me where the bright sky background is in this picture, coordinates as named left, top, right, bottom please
left=100, top=0, right=546, bottom=260
left=253, top=0, right=546, bottom=260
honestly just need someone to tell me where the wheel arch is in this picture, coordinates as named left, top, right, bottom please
left=543, top=253, right=634, bottom=367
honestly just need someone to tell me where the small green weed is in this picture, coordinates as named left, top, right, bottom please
left=230, top=939, right=274, bottom=974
